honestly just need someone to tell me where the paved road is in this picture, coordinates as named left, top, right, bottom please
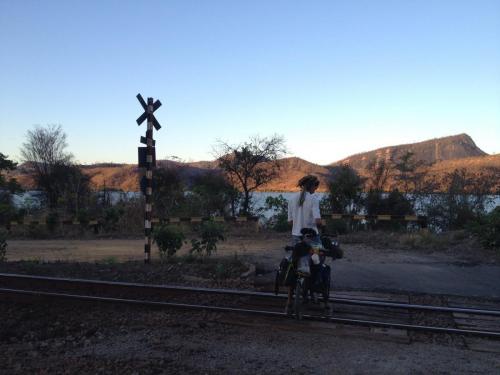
left=332, top=261, right=500, bottom=298
left=258, top=250, right=500, bottom=298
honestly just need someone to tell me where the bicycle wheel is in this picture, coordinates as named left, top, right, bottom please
left=294, top=278, right=303, bottom=320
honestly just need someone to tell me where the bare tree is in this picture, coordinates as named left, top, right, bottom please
left=365, top=158, right=394, bottom=192
left=20, top=125, right=74, bottom=208
left=214, top=135, right=286, bottom=215
left=393, top=152, right=424, bottom=193
left=425, top=168, right=497, bottom=230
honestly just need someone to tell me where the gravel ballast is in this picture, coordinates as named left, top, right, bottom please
left=1, top=300, right=500, bottom=374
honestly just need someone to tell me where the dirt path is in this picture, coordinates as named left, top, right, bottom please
left=5, top=236, right=500, bottom=298
left=5, top=235, right=288, bottom=263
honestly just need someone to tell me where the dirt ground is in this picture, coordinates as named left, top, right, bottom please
left=1, top=300, right=499, bottom=374
left=3, top=233, right=288, bottom=263
left=5, top=230, right=498, bottom=265
left=2, top=232, right=500, bottom=373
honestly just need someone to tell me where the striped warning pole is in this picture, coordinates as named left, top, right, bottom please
left=144, top=97, right=154, bottom=263
left=136, top=94, right=162, bottom=264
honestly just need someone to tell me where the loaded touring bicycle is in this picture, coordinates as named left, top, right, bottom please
left=275, top=228, right=343, bottom=320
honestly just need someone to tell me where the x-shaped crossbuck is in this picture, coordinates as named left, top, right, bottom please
left=136, top=93, right=162, bottom=130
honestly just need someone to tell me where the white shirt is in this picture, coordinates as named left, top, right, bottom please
left=288, top=191, right=321, bottom=236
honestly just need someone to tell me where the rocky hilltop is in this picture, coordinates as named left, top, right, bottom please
left=332, top=134, right=487, bottom=169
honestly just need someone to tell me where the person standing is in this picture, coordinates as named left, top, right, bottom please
left=285, top=175, right=323, bottom=314
left=288, top=175, right=322, bottom=243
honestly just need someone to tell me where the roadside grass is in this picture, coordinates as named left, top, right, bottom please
left=340, top=230, right=478, bottom=252
left=99, top=256, right=119, bottom=264
left=398, top=231, right=461, bottom=251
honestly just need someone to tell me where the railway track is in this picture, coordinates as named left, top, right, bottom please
left=1, top=272, right=500, bottom=340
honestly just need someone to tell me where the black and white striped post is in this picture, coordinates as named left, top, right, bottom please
left=136, top=94, right=162, bottom=263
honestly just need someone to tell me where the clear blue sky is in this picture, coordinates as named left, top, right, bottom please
left=0, top=0, right=499, bottom=165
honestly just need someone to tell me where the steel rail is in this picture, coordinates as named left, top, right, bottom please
left=1, top=273, right=499, bottom=317
left=1, top=287, right=500, bottom=340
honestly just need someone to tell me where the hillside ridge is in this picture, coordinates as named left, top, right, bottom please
left=8, top=134, right=497, bottom=192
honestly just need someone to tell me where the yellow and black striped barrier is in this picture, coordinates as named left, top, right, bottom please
left=6, top=216, right=259, bottom=228
left=6, top=214, right=427, bottom=232
left=326, top=214, right=425, bottom=222
left=7, top=214, right=426, bottom=226
left=323, top=213, right=427, bottom=229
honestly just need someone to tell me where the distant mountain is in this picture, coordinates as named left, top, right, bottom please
left=330, top=134, right=487, bottom=169
left=260, top=157, right=330, bottom=191
left=7, top=134, right=498, bottom=192
left=82, top=164, right=140, bottom=191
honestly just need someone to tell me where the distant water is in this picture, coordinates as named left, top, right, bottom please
left=252, top=192, right=500, bottom=218
left=11, top=190, right=141, bottom=209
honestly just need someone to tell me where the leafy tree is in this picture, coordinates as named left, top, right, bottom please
left=56, top=164, right=92, bottom=215
left=214, top=135, right=286, bottom=215
left=385, top=189, right=414, bottom=215
left=365, top=189, right=414, bottom=216
left=151, top=166, right=186, bottom=218
left=20, top=125, right=74, bottom=208
left=326, top=164, right=365, bottom=214
left=0, top=153, right=22, bottom=226
left=190, top=171, right=241, bottom=217
left=0, top=153, right=21, bottom=192
left=102, top=206, right=125, bottom=232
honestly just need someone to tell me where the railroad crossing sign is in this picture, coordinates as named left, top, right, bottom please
left=136, top=93, right=162, bottom=264
left=136, top=94, right=162, bottom=130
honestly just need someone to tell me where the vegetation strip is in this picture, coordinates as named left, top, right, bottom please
left=1, top=287, right=500, bottom=339
left=1, top=272, right=500, bottom=316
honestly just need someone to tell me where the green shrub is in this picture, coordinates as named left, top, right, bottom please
left=46, top=211, right=60, bottom=233
left=263, top=195, right=289, bottom=232
left=153, top=225, right=185, bottom=259
left=190, top=221, right=225, bottom=256
left=77, top=209, right=90, bottom=226
left=214, top=263, right=229, bottom=279
left=102, top=207, right=124, bottom=232
left=26, top=223, right=48, bottom=239
left=469, top=207, right=500, bottom=250
left=0, top=202, right=16, bottom=227
left=398, top=231, right=457, bottom=251
left=100, top=256, right=118, bottom=264
left=324, top=218, right=348, bottom=235
left=115, top=200, right=143, bottom=234
left=211, top=254, right=247, bottom=280
left=0, top=228, right=7, bottom=262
